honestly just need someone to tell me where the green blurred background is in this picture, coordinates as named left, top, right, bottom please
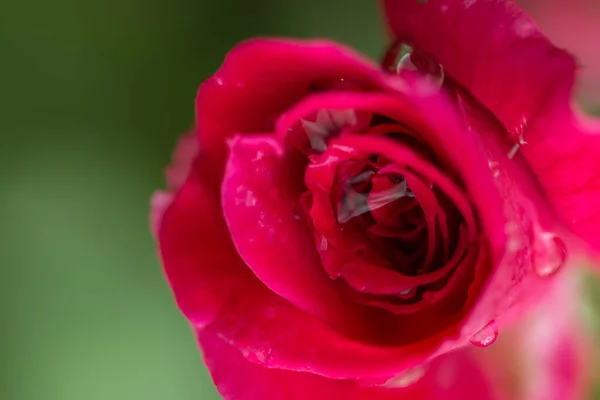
left=1, top=0, right=597, bottom=399
left=0, top=1, right=384, bottom=399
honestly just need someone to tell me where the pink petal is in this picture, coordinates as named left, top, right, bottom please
left=150, top=191, right=173, bottom=238
left=161, top=153, right=441, bottom=378
left=382, top=0, right=576, bottom=135
left=157, top=154, right=260, bottom=327
left=221, top=134, right=380, bottom=339
left=521, top=111, right=600, bottom=254
left=474, top=271, right=594, bottom=400
left=520, top=0, right=600, bottom=106
left=195, top=38, right=390, bottom=172
left=165, top=132, right=199, bottom=192
left=199, top=329, right=501, bottom=400
left=150, top=132, right=198, bottom=237
left=383, top=1, right=600, bottom=257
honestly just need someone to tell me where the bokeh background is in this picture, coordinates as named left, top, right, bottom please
left=0, top=1, right=598, bottom=399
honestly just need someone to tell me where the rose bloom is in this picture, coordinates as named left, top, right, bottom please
left=151, top=0, right=600, bottom=399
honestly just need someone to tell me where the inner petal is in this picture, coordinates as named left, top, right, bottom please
left=303, top=132, right=474, bottom=311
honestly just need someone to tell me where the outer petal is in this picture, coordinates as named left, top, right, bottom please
left=157, top=135, right=445, bottom=380
left=195, top=38, right=391, bottom=174
left=475, top=271, right=594, bottom=400
left=156, top=153, right=259, bottom=327
left=150, top=132, right=198, bottom=237
left=382, top=0, right=600, bottom=255
left=199, top=330, right=500, bottom=400
left=199, top=273, right=592, bottom=400
left=382, top=0, right=576, bottom=134
left=521, top=111, right=600, bottom=254
left=520, top=0, right=600, bottom=107
left=220, top=134, right=386, bottom=340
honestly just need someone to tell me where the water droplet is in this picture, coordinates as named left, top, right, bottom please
left=254, top=348, right=273, bottom=364
left=319, top=236, right=328, bottom=251
left=488, top=160, right=501, bottom=178
left=507, top=136, right=526, bottom=159
left=245, top=191, right=257, bottom=207
left=397, top=53, right=418, bottom=73
left=399, top=287, right=416, bottom=296
left=533, top=233, right=567, bottom=277
left=397, top=51, right=444, bottom=88
left=469, top=321, right=498, bottom=347
left=507, top=143, right=520, bottom=159
left=381, top=366, right=426, bottom=388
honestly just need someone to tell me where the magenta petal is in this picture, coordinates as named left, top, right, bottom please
left=221, top=134, right=376, bottom=338
left=165, top=132, right=199, bottom=192
left=196, top=38, right=389, bottom=170
left=157, top=156, right=259, bottom=327
left=382, top=0, right=576, bottom=134
left=522, top=112, right=600, bottom=253
left=154, top=132, right=254, bottom=326
left=150, top=132, right=198, bottom=237
left=520, top=0, right=600, bottom=106
left=150, top=191, right=173, bottom=238
left=161, top=150, right=438, bottom=378
left=475, top=272, right=594, bottom=400
left=199, top=329, right=501, bottom=400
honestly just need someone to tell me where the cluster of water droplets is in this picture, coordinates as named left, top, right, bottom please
left=467, top=227, right=567, bottom=348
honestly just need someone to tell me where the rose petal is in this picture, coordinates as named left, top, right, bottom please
left=221, top=134, right=381, bottom=339
left=150, top=191, right=173, bottom=238
left=196, top=38, right=390, bottom=172
left=165, top=132, right=199, bottom=192
left=520, top=112, right=600, bottom=254
left=520, top=0, right=600, bottom=107
left=150, top=132, right=198, bottom=237
left=157, top=140, right=437, bottom=377
left=382, top=0, right=576, bottom=134
left=382, top=1, right=600, bottom=256
left=199, top=329, right=501, bottom=400
left=157, top=154, right=259, bottom=327
left=474, top=271, right=594, bottom=400
left=276, top=90, right=499, bottom=254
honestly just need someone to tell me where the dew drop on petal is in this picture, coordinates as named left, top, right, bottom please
left=381, top=366, right=426, bottom=388
left=319, top=236, right=329, bottom=251
left=397, top=52, right=444, bottom=88
left=507, top=143, right=520, bottom=159
left=397, top=53, right=418, bottom=73
left=399, top=287, right=416, bottom=297
left=533, top=232, right=567, bottom=277
left=245, top=190, right=257, bottom=207
left=469, top=321, right=498, bottom=347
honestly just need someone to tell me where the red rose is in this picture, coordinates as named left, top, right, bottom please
left=152, top=0, right=599, bottom=398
